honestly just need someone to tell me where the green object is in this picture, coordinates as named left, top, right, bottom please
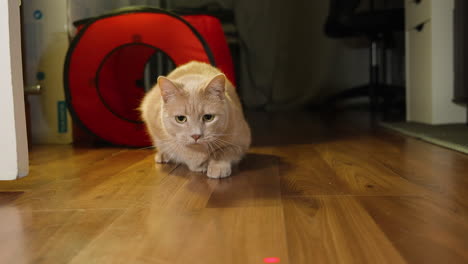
left=57, top=101, right=68, bottom=133
left=381, top=122, right=468, bottom=155
left=36, top=71, right=45, bottom=81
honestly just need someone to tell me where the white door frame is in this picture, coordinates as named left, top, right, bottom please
left=0, top=0, right=29, bottom=180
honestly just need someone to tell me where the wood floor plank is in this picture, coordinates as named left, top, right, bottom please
left=346, top=135, right=468, bottom=194
left=0, top=147, right=126, bottom=191
left=1, top=112, right=468, bottom=263
left=136, top=150, right=282, bottom=210
left=134, top=165, right=212, bottom=210
left=206, top=152, right=282, bottom=208
left=274, top=145, right=350, bottom=196
left=69, top=207, right=289, bottom=264
left=359, top=196, right=468, bottom=264
left=27, top=145, right=91, bottom=166
left=342, top=135, right=468, bottom=216
left=9, top=151, right=176, bottom=210
left=314, top=141, right=431, bottom=196
left=283, top=196, right=406, bottom=264
left=0, top=206, right=123, bottom=264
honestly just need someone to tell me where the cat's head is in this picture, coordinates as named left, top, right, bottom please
left=158, top=74, right=229, bottom=146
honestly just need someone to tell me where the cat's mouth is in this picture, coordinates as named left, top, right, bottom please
left=186, top=140, right=204, bottom=145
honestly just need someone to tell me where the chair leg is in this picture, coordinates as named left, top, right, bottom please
left=369, top=39, right=379, bottom=120
left=381, top=37, right=390, bottom=120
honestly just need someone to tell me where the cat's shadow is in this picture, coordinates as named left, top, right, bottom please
left=246, top=111, right=359, bottom=146
left=171, top=153, right=292, bottom=207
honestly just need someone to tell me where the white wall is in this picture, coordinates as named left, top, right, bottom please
left=0, top=0, right=29, bottom=180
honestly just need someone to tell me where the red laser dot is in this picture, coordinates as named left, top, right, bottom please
left=264, top=257, right=280, bottom=263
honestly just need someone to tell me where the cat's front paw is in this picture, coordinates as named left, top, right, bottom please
left=207, top=160, right=232, bottom=179
left=188, top=163, right=207, bottom=173
left=155, top=152, right=170, bottom=163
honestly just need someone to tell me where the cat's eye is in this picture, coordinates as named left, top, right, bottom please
left=203, top=114, right=215, bottom=122
left=175, top=115, right=187, bottom=123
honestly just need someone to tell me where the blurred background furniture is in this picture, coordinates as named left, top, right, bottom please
left=453, top=0, right=468, bottom=111
left=323, top=0, right=405, bottom=120
left=405, top=0, right=466, bottom=124
left=65, top=7, right=235, bottom=147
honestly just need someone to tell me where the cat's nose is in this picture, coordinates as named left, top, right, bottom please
left=191, top=134, right=202, bottom=141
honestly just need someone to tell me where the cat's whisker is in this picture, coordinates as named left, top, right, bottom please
left=167, top=145, right=178, bottom=161
left=156, top=140, right=183, bottom=162
left=213, top=138, right=244, bottom=156
left=135, top=146, right=155, bottom=150
left=210, top=133, right=238, bottom=136
left=210, top=140, right=222, bottom=153
left=167, top=142, right=182, bottom=161
left=156, top=138, right=176, bottom=144
left=211, top=139, right=228, bottom=157
left=210, top=142, right=222, bottom=159
left=157, top=138, right=183, bottom=148
left=207, top=142, right=216, bottom=156
left=139, top=61, right=250, bottom=178
left=209, top=141, right=218, bottom=151
left=213, top=138, right=243, bottom=150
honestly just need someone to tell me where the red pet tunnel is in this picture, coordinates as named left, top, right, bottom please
left=64, top=7, right=235, bottom=147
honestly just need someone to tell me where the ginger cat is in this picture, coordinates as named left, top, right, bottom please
left=140, top=61, right=251, bottom=178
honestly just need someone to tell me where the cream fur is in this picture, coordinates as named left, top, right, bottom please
left=140, top=61, right=251, bottom=178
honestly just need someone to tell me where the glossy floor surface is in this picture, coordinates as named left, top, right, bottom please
left=1, top=112, right=468, bottom=264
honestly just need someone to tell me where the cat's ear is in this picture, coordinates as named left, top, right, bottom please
left=205, top=74, right=226, bottom=100
left=158, top=76, right=179, bottom=103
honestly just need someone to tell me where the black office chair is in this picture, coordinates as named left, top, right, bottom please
left=324, top=0, right=405, bottom=120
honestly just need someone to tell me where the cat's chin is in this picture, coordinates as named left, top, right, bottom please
left=187, top=141, right=210, bottom=148
left=186, top=141, right=203, bottom=146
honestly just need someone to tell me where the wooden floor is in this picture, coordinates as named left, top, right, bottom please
left=1, top=111, right=468, bottom=264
